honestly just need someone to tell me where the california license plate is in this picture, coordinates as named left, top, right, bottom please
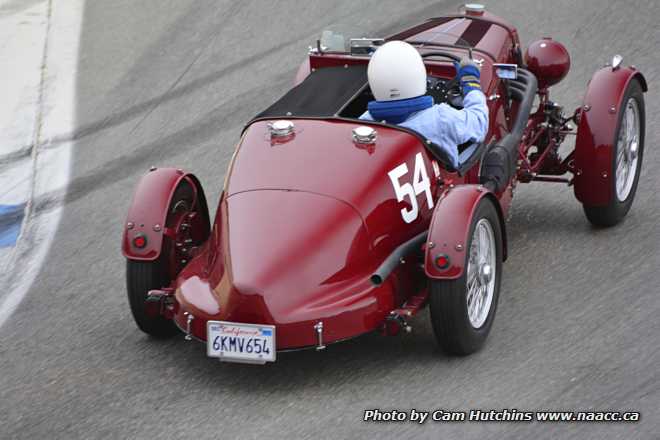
left=207, top=321, right=276, bottom=364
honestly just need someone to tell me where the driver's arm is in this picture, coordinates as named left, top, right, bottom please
left=439, top=58, right=488, bottom=146
left=433, top=88, right=488, bottom=147
left=407, top=60, right=487, bottom=167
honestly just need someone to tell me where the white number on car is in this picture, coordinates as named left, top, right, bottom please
left=388, top=152, right=434, bottom=223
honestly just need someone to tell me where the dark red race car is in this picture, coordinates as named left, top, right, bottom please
left=121, top=4, right=646, bottom=363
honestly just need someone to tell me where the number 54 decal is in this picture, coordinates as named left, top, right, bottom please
left=388, top=152, right=434, bottom=223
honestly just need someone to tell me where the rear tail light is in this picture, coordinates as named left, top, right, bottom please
left=133, top=234, right=147, bottom=249
left=434, top=254, right=451, bottom=270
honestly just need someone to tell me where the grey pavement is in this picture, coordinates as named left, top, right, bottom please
left=1, top=1, right=658, bottom=439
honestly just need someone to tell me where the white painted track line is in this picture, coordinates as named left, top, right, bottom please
left=0, top=0, right=82, bottom=327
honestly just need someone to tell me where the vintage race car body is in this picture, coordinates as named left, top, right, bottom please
left=122, top=5, right=646, bottom=360
left=175, top=121, right=436, bottom=348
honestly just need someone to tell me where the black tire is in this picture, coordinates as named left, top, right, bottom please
left=583, top=79, right=645, bottom=227
left=126, top=257, right=178, bottom=338
left=429, top=198, right=503, bottom=355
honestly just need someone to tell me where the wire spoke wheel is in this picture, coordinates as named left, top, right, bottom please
left=429, top=198, right=503, bottom=355
left=615, top=98, right=640, bottom=202
left=466, top=219, right=496, bottom=329
left=582, top=79, right=645, bottom=227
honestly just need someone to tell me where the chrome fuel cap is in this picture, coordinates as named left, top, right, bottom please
left=465, top=3, right=485, bottom=15
left=352, top=126, right=377, bottom=144
left=269, top=120, right=295, bottom=137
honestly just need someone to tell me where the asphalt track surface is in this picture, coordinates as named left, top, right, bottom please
left=1, top=1, right=659, bottom=438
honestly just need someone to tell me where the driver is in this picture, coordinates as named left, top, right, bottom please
left=359, top=41, right=488, bottom=168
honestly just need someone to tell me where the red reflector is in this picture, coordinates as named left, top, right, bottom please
left=133, top=234, right=147, bottom=249
left=435, top=254, right=450, bottom=270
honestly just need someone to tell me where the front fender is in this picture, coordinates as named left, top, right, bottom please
left=424, top=185, right=506, bottom=280
left=122, top=167, right=209, bottom=261
left=574, top=66, right=647, bottom=206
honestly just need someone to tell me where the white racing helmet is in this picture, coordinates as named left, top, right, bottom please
left=367, top=41, right=426, bottom=102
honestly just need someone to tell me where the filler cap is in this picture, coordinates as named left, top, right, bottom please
left=268, top=120, right=295, bottom=137
left=465, top=4, right=485, bottom=15
left=352, top=126, right=377, bottom=144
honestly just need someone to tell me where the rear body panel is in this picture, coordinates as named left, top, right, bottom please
left=227, top=120, right=444, bottom=255
left=175, top=120, right=445, bottom=348
left=173, top=190, right=406, bottom=348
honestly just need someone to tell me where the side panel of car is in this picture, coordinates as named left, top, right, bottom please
left=122, top=168, right=209, bottom=261
left=574, top=66, right=647, bottom=206
left=424, top=185, right=506, bottom=280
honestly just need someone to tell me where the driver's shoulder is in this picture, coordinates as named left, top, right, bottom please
left=402, top=105, right=447, bottom=129
left=416, top=103, right=458, bottom=122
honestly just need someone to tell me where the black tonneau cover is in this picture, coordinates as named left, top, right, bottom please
left=252, top=65, right=367, bottom=121
left=246, top=63, right=479, bottom=174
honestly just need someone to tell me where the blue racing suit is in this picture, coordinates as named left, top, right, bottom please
left=359, top=90, right=488, bottom=168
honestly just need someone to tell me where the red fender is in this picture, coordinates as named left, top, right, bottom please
left=122, top=167, right=209, bottom=261
left=574, top=66, right=647, bottom=206
left=424, top=185, right=506, bottom=280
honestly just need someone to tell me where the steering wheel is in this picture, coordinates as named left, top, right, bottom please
left=421, top=51, right=461, bottom=91
left=421, top=51, right=462, bottom=63
left=421, top=51, right=463, bottom=108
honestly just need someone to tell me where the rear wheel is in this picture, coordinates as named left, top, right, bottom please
left=583, top=79, right=645, bottom=226
left=126, top=179, right=205, bottom=338
left=429, top=198, right=503, bottom=355
left=127, top=257, right=177, bottom=338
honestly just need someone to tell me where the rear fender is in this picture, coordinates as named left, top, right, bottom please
left=424, top=185, right=506, bottom=280
left=122, top=168, right=209, bottom=261
left=574, top=66, right=647, bottom=206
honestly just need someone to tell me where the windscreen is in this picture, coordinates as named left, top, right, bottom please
left=316, top=19, right=476, bottom=57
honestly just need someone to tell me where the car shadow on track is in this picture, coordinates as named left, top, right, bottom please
left=133, top=309, right=473, bottom=392
left=506, top=186, right=643, bottom=240
left=123, top=187, right=648, bottom=393
left=124, top=194, right=624, bottom=393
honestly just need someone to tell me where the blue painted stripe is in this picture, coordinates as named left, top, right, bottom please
left=0, top=204, right=25, bottom=248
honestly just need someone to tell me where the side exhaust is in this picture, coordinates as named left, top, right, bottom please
left=370, top=230, right=428, bottom=286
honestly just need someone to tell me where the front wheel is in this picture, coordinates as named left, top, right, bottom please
left=429, top=198, right=503, bottom=355
left=583, top=79, right=645, bottom=226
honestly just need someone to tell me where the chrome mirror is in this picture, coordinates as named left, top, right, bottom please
left=494, top=63, right=518, bottom=80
